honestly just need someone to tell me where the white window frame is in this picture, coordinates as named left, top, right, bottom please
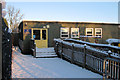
left=86, top=28, right=93, bottom=37
left=60, top=28, right=69, bottom=38
left=95, top=28, right=102, bottom=38
left=71, top=28, right=79, bottom=38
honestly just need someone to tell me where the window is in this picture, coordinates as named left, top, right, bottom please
left=95, top=28, right=102, bottom=38
left=24, top=29, right=31, bottom=34
left=86, top=28, right=93, bottom=37
left=71, top=28, right=79, bottom=38
left=42, top=30, right=46, bottom=40
left=33, top=30, right=40, bottom=40
left=61, top=28, right=69, bottom=38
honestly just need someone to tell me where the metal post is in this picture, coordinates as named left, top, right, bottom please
left=118, top=63, right=119, bottom=79
left=108, top=50, right=112, bottom=58
left=103, top=59, right=106, bottom=79
left=71, top=44, right=74, bottom=64
left=55, top=42, right=59, bottom=57
left=61, top=42, right=63, bottom=59
left=84, top=44, right=86, bottom=68
left=56, top=42, right=58, bottom=55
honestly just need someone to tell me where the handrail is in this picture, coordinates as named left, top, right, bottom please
left=64, top=38, right=120, bottom=50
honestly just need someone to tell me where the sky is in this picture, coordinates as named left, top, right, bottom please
left=5, top=1, right=119, bottom=23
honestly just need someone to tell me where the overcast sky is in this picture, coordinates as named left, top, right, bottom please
left=5, top=1, right=119, bottom=23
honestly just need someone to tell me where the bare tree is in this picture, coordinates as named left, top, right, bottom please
left=1, top=0, right=6, bottom=17
left=6, top=5, right=23, bottom=32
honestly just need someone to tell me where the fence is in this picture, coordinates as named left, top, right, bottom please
left=64, top=39, right=120, bottom=54
left=54, top=39, right=120, bottom=79
left=2, top=18, right=12, bottom=80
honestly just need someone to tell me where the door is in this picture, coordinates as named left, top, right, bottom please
left=32, top=28, right=48, bottom=48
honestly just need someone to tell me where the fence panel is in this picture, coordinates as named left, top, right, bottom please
left=74, top=51, right=84, bottom=64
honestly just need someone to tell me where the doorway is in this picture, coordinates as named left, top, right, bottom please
left=32, top=28, right=48, bottom=48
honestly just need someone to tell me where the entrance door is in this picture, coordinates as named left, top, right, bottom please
left=32, top=28, right=48, bottom=48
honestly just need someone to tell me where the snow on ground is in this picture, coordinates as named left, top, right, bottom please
left=12, top=47, right=102, bottom=78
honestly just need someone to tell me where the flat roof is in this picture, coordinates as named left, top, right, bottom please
left=22, top=20, right=120, bottom=25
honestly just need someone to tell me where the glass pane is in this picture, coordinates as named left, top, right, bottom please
left=62, top=32, right=68, bottom=34
left=71, top=28, right=78, bottom=32
left=72, top=32, right=78, bottom=34
left=87, top=32, right=92, bottom=34
left=87, top=29, right=92, bottom=32
left=61, top=28, right=69, bottom=32
left=96, top=29, right=101, bottom=32
left=96, top=35, right=101, bottom=37
left=72, top=35, right=75, bottom=37
left=33, top=30, right=40, bottom=40
left=61, top=35, right=68, bottom=37
left=96, top=32, right=101, bottom=34
left=42, top=30, right=46, bottom=40
left=87, top=35, right=92, bottom=37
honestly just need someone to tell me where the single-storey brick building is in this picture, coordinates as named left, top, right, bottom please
left=18, top=20, right=120, bottom=48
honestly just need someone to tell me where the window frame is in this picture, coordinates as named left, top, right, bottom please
left=71, top=28, right=79, bottom=38
left=95, top=28, right=102, bottom=38
left=86, top=28, right=94, bottom=37
left=60, top=28, right=69, bottom=38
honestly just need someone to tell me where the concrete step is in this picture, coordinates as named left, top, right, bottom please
left=36, top=52, right=57, bottom=58
left=35, top=47, right=57, bottom=58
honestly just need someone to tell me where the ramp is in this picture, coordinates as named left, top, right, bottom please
left=36, top=47, right=57, bottom=58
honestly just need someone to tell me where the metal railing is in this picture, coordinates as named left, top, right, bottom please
left=103, top=58, right=120, bottom=79
left=64, top=38, right=120, bottom=54
left=54, top=39, right=120, bottom=79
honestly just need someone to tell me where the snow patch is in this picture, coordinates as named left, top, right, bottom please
left=106, top=39, right=120, bottom=44
left=12, top=47, right=102, bottom=78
